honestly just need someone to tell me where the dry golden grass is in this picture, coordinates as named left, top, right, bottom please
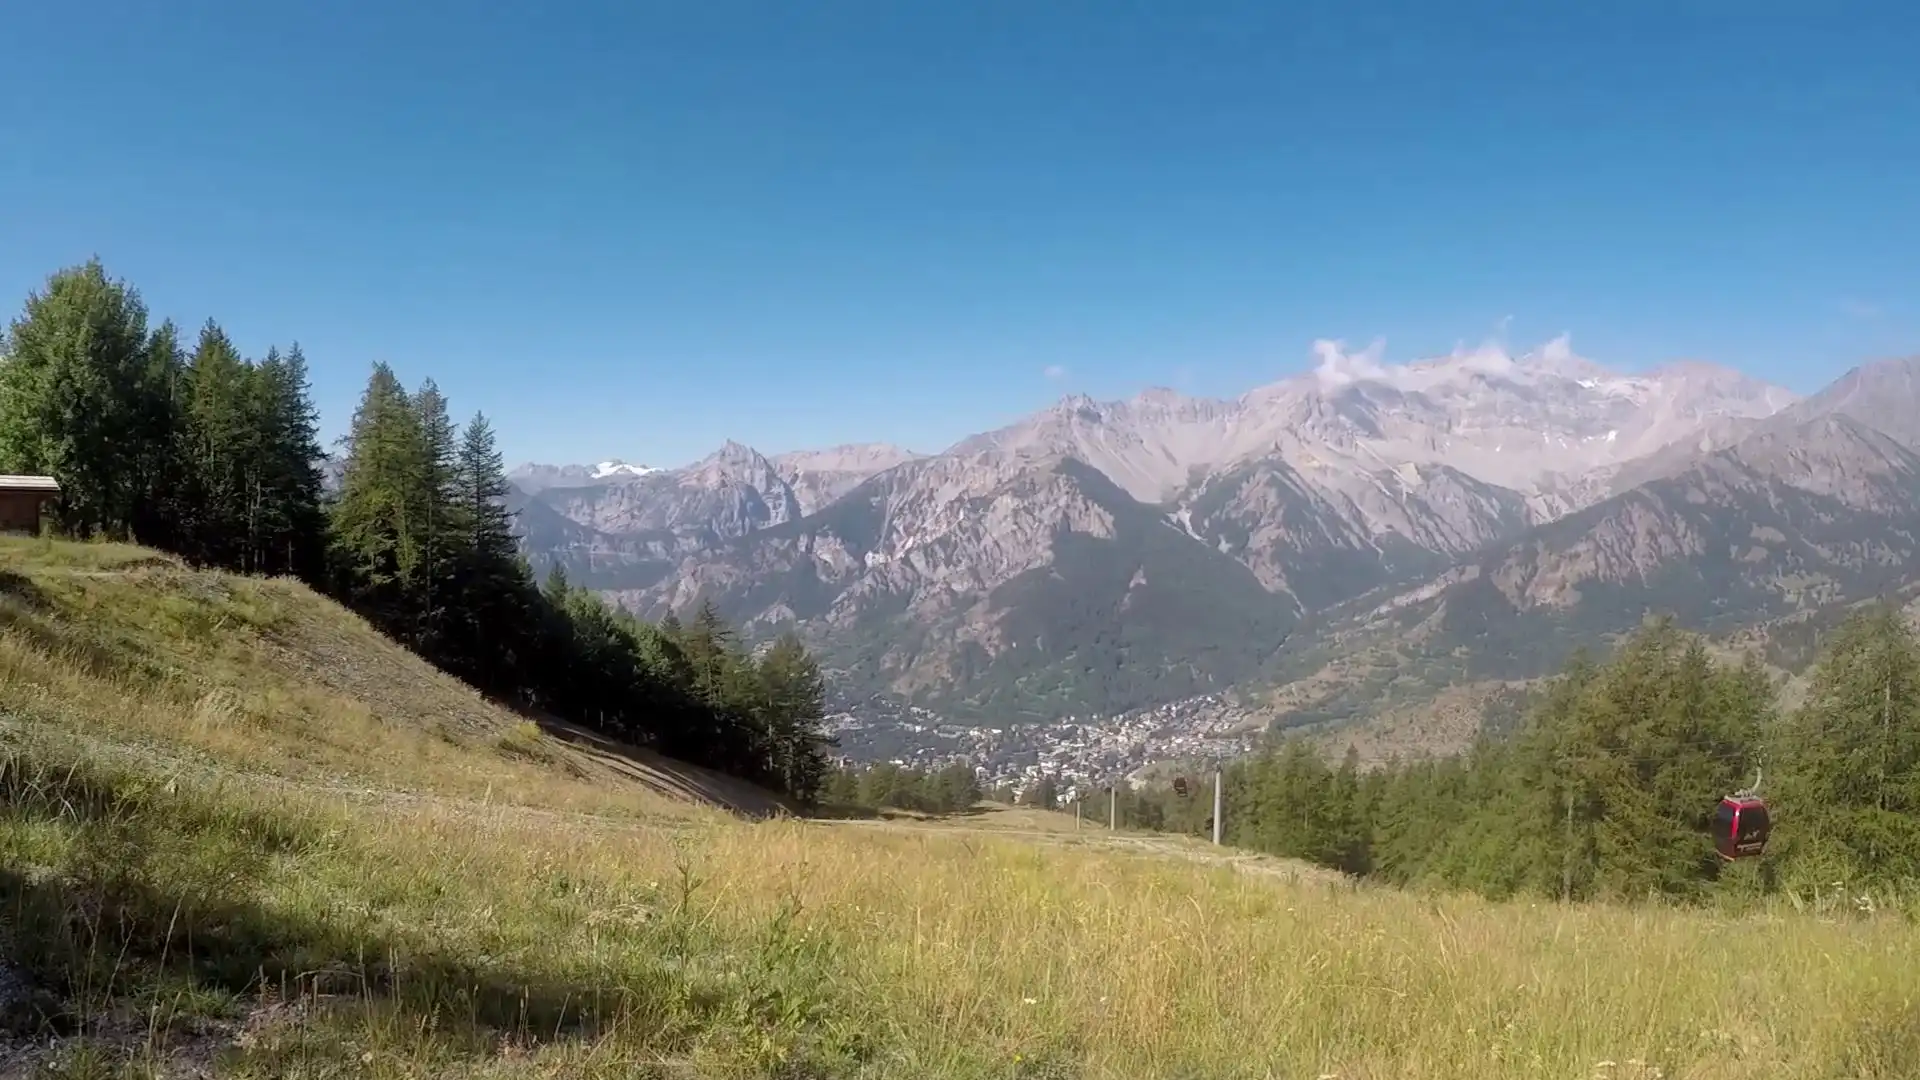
left=1, top=537, right=1916, bottom=1079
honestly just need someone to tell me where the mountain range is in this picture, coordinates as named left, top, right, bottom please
left=500, top=337, right=1920, bottom=746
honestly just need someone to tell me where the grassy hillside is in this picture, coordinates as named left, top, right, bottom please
left=1, top=538, right=1916, bottom=1078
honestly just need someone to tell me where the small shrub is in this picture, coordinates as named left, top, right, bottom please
left=494, top=720, right=551, bottom=763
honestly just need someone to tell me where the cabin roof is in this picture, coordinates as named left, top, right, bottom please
left=0, top=475, right=60, bottom=493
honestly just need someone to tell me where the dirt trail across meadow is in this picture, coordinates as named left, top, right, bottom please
left=823, top=807, right=1349, bottom=886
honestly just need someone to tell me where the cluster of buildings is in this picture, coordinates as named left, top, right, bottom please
left=825, top=688, right=1268, bottom=802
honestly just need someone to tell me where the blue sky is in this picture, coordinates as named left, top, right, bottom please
left=3, top=1, right=1915, bottom=467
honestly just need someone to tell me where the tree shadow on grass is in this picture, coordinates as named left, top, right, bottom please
left=0, top=751, right=744, bottom=1064
left=0, top=570, right=47, bottom=611
left=0, top=569, right=168, bottom=691
left=802, top=801, right=884, bottom=821
left=803, top=800, right=995, bottom=823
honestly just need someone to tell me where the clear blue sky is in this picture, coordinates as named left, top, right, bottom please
left=3, top=1, right=1915, bottom=467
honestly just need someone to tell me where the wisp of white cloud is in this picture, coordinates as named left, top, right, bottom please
left=1840, top=298, right=1882, bottom=319
left=1311, top=338, right=1389, bottom=388
left=1441, top=334, right=1521, bottom=377
left=1043, top=364, right=1068, bottom=381
left=1305, top=331, right=1593, bottom=391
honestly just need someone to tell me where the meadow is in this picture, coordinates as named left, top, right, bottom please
left=0, top=537, right=1913, bottom=1079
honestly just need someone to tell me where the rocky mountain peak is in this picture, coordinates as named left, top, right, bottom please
left=1047, top=393, right=1104, bottom=424
left=1788, top=355, right=1920, bottom=448
left=1712, top=413, right=1919, bottom=502
left=675, top=440, right=778, bottom=487
left=705, top=439, right=762, bottom=464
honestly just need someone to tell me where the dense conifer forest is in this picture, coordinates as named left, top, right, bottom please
left=0, top=259, right=834, bottom=803
left=1090, top=614, right=1920, bottom=904
left=820, top=761, right=985, bottom=815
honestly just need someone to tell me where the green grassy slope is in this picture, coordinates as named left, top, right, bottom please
left=0, top=538, right=1914, bottom=1079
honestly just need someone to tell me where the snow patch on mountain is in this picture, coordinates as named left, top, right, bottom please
left=592, top=460, right=660, bottom=479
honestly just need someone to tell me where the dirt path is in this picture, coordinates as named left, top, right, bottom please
left=823, top=812, right=1350, bottom=886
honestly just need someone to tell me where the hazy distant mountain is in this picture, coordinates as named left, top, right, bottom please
left=507, top=459, right=662, bottom=494
left=771, top=443, right=925, bottom=514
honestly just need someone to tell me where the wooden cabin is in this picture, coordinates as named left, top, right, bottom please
left=0, top=476, right=59, bottom=534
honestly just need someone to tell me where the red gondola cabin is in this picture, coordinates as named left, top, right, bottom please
left=1714, top=795, right=1770, bottom=860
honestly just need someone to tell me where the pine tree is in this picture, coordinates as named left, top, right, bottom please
left=0, top=259, right=863, bottom=806
left=683, top=599, right=739, bottom=701
left=933, top=761, right=982, bottom=811
left=180, top=319, right=257, bottom=566
left=1774, top=606, right=1920, bottom=887
left=328, top=363, right=430, bottom=631
left=757, top=632, right=834, bottom=803
left=443, top=412, right=530, bottom=683
left=1026, top=774, right=1059, bottom=811
left=409, top=379, right=465, bottom=653
left=543, top=562, right=570, bottom=602
left=1326, top=746, right=1371, bottom=874
left=671, top=600, right=754, bottom=767
left=127, top=319, right=189, bottom=550
left=456, top=413, right=518, bottom=570
left=246, top=344, right=326, bottom=579
left=823, top=766, right=860, bottom=807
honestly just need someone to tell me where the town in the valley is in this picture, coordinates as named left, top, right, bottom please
left=823, top=689, right=1267, bottom=803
